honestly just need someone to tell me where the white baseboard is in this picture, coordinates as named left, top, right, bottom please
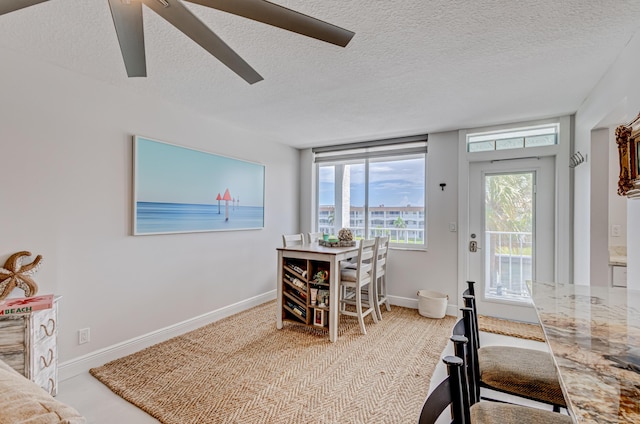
left=446, top=303, right=459, bottom=317
left=59, top=290, right=276, bottom=381
left=388, top=294, right=419, bottom=309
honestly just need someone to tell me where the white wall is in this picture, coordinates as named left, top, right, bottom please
left=0, top=47, right=299, bottom=365
left=590, top=128, right=610, bottom=287
left=299, top=149, right=314, bottom=236
left=392, top=131, right=459, bottom=306
left=299, top=131, right=460, bottom=312
left=573, top=131, right=591, bottom=285
left=574, top=30, right=640, bottom=286
left=628, top=201, right=640, bottom=290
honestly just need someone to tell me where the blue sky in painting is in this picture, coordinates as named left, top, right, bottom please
left=135, top=137, right=264, bottom=207
left=318, top=158, right=425, bottom=207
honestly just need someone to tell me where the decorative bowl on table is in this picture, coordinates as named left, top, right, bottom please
left=319, top=229, right=356, bottom=247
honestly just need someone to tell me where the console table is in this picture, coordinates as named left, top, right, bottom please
left=529, top=282, right=640, bottom=423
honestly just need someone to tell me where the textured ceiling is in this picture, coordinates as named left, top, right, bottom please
left=1, top=0, right=640, bottom=148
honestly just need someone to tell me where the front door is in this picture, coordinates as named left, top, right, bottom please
left=467, top=157, right=555, bottom=321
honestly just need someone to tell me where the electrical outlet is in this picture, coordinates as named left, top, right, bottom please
left=78, top=328, right=90, bottom=345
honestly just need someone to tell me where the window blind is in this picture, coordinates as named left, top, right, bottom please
left=312, top=134, right=428, bottom=163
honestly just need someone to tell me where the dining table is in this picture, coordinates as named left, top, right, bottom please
left=276, top=242, right=359, bottom=342
left=529, top=281, right=640, bottom=423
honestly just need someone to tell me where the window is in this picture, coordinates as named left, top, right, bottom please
left=467, top=125, right=558, bottom=152
left=314, top=135, right=427, bottom=247
left=484, top=172, right=534, bottom=302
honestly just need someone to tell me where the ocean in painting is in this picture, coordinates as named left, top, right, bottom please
left=135, top=202, right=264, bottom=234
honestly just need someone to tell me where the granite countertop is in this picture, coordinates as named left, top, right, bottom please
left=530, top=282, right=640, bottom=423
left=609, top=246, right=627, bottom=266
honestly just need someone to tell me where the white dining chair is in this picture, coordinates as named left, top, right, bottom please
left=307, top=232, right=323, bottom=244
left=339, top=238, right=378, bottom=334
left=372, top=236, right=390, bottom=320
left=282, top=233, right=304, bottom=247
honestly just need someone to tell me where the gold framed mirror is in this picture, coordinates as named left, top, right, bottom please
left=615, top=114, right=640, bottom=198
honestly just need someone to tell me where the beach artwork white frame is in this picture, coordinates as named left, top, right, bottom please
left=133, top=136, right=265, bottom=235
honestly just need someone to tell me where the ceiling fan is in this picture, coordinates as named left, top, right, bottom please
left=0, top=0, right=355, bottom=84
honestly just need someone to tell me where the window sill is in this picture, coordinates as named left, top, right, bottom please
left=482, top=295, right=533, bottom=307
left=389, top=246, right=428, bottom=252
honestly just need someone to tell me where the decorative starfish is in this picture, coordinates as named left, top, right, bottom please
left=0, top=251, right=43, bottom=300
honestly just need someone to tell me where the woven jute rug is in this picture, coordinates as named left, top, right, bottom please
left=478, top=315, right=545, bottom=342
left=90, top=301, right=455, bottom=424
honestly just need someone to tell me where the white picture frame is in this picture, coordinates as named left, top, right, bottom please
left=313, top=308, right=325, bottom=327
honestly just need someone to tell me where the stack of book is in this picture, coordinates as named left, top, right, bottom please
left=0, top=294, right=54, bottom=316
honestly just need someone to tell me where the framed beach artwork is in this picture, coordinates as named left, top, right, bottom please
left=133, top=136, right=265, bottom=235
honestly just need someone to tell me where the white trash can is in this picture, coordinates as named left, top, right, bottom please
left=417, top=290, right=448, bottom=319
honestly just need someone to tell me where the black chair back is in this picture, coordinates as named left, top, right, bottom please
left=450, top=335, right=472, bottom=423
left=461, top=282, right=479, bottom=348
left=462, top=280, right=476, bottom=297
left=462, top=294, right=480, bottom=349
left=418, top=355, right=468, bottom=424
left=452, top=308, right=481, bottom=405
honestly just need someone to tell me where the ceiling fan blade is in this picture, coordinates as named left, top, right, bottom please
left=143, top=0, right=263, bottom=84
left=0, top=0, right=49, bottom=16
left=108, top=0, right=147, bottom=77
left=186, top=0, right=354, bottom=47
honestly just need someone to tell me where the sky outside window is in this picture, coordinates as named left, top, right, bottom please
left=319, top=156, right=424, bottom=207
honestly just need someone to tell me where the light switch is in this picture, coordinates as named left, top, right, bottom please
left=611, top=224, right=621, bottom=237
left=449, top=222, right=457, bottom=232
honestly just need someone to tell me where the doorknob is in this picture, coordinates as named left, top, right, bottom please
left=469, top=240, right=480, bottom=252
